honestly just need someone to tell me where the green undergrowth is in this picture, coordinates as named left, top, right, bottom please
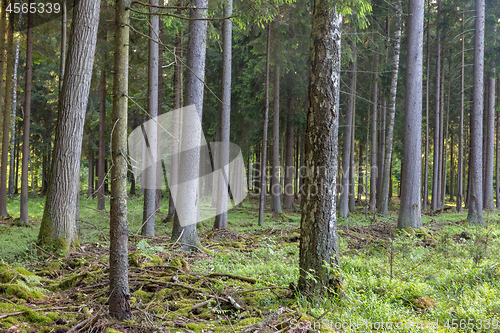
left=0, top=195, right=499, bottom=331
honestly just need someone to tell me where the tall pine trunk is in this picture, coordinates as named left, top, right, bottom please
left=398, top=0, right=423, bottom=229
left=457, top=13, right=465, bottom=212
left=339, top=39, right=356, bottom=217
left=369, top=55, right=378, bottom=211
left=20, top=4, right=33, bottom=224
left=0, top=14, right=14, bottom=217
left=97, top=68, right=106, bottom=210
left=38, top=0, right=100, bottom=249
left=431, top=1, right=441, bottom=211
left=283, top=97, right=294, bottom=210
left=214, top=0, right=232, bottom=229
left=378, top=0, right=402, bottom=216
left=258, top=23, right=271, bottom=226
left=467, top=0, right=485, bottom=224
left=484, top=67, right=495, bottom=209
left=271, top=65, right=282, bottom=216
left=109, top=0, right=131, bottom=321
left=142, top=0, right=160, bottom=237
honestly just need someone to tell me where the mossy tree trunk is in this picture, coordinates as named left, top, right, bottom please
left=38, top=0, right=101, bottom=249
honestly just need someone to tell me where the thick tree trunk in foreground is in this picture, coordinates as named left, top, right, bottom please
left=258, top=23, right=271, bottom=226
left=97, top=68, right=106, bottom=211
left=484, top=69, right=495, bottom=210
left=467, top=0, right=485, bottom=224
left=214, top=0, right=232, bottom=229
left=423, top=0, right=430, bottom=210
left=38, top=0, right=101, bottom=249
left=378, top=0, right=401, bottom=216
left=109, top=0, right=131, bottom=321
left=9, top=15, right=21, bottom=198
left=271, top=64, right=282, bottom=216
left=339, top=40, right=356, bottom=217
left=60, top=0, right=67, bottom=93
left=0, top=1, right=7, bottom=148
left=20, top=5, right=34, bottom=224
left=142, top=0, right=159, bottom=237
left=398, top=0, right=423, bottom=229
left=0, top=15, right=13, bottom=217
left=174, top=0, right=208, bottom=249
left=298, top=0, right=342, bottom=296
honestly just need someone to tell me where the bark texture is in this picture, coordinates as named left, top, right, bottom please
left=97, top=68, right=106, bottom=211
left=298, top=0, right=342, bottom=296
left=467, top=0, right=485, bottom=224
left=484, top=69, right=495, bottom=210
left=142, top=0, right=160, bottom=237
left=258, top=24, right=271, bottom=226
left=109, top=0, right=131, bottom=321
left=38, top=0, right=101, bottom=249
left=0, top=15, right=13, bottom=217
left=271, top=65, right=282, bottom=216
left=378, top=0, right=401, bottom=216
left=431, top=1, right=441, bottom=212
left=339, top=40, right=356, bottom=217
left=20, top=4, right=34, bottom=224
left=397, top=0, right=423, bottom=229
left=214, top=0, right=232, bottom=229
left=283, top=97, right=294, bottom=210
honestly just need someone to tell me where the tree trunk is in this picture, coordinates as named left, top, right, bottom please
left=442, top=68, right=450, bottom=207
left=348, top=45, right=357, bottom=213
left=0, top=14, right=14, bottom=217
left=167, top=6, right=182, bottom=222
left=88, top=147, right=94, bottom=198
left=214, top=0, right=232, bottom=229
left=484, top=68, right=495, bottom=210
left=20, top=4, right=33, bottom=224
left=369, top=55, right=378, bottom=211
left=457, top=13, right=465, bottom=213
left=378, top=0, right=402, bottom=216
left=271, top=64, right=282, bottom=216
left=450, top=134, right=454, bottom=202
left=141, top=0, right=159, bottom=237
left=294, top=134, right=299, bottom=199
left=38, top=0, right=100, bottom=249
left=357, top=143, right=364, bottom=200
left=339, top=39, right=356, bottom=217
left=283, top=97, right=294, bottom=210
left=467, top=0, right=485, bottom=224
left=60, top=0, right=67, bottom=93
left=97, top=68, right=106, bottom=211
left=258, top=23, right=271, bottom=226
left=0, top=1, right=7, bottom=156
left=431, top=1, right=441, bottom=212
left=397, top=0, right=423, bottom=229
left=423, top=0, right=430, bottom=210
left=173, top=0, right=208, bottom=249
left=298, top=0, right=342, bottom=296
left=497, top=72, right=500, bottom=208
left=9, top=15, right=21, bottom=198
left=109, top=0, right=131, bottom=322
left=439, top=52, right=445, bottom=207
left=377, top=98, right=386, bottom=206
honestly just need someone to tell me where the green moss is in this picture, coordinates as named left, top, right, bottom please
left=103, top=328, right=124, bottom=333
left=0, top=283, right=45, bottom=300
left=130, top=296, right=137, bottom=307
left=58, top=270, right=100, bottom=290
left=1, top=316, right=20, bottom=328
left=186, top=322, right=208, bottom=331
left=46, top=312, right=59, bottom=320
left=24, top=308, right=53, bottom=325
left=132, top=289, right=152, bottom=303
left=0, top=302, right=17, bottom=312
left=128, top=251, right=142, bottom=267
left=232, top=242, right=245, bottom=249
left=0, top=263, right=16, bottom=283
left=402, top=226, right=416, bottom=236
left=238, top=317, right=260, bottom=326
left=170, top=257, right=189, bottom=271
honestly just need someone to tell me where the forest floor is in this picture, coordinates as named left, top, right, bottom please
left=0, top=194, right=500, bottom=332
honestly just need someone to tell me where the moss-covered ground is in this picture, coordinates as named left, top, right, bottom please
left=0, top=194, right=500, bottom=332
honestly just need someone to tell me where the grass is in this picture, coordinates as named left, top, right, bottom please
left=0, top=193, right=500, bottom=332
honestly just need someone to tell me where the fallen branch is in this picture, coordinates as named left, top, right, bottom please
left=208, top=273, right=257, bottom=284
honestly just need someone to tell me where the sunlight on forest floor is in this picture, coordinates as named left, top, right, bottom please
left=0, top=194, right=499, bottom=332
